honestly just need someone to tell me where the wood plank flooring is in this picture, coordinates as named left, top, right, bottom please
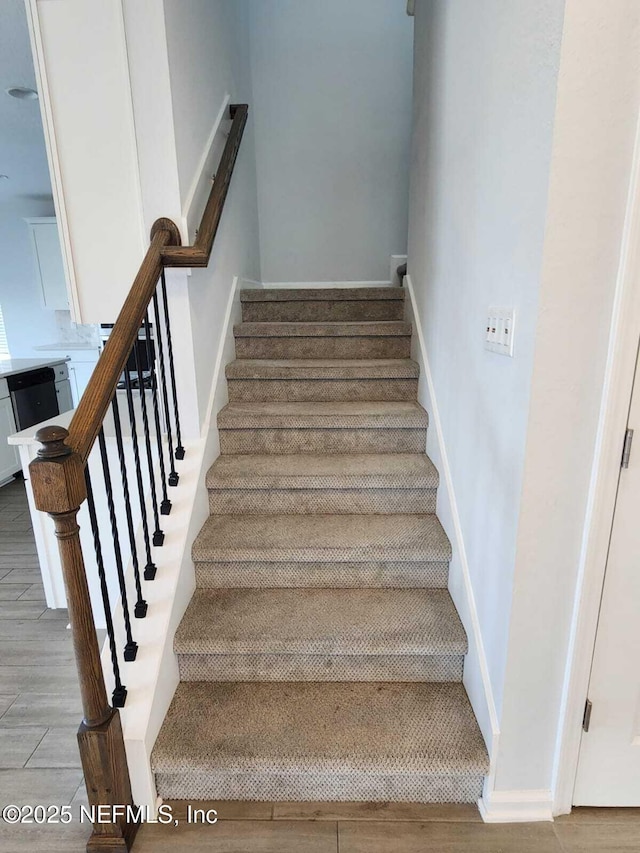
left=0, top=477, right=638, bottom=851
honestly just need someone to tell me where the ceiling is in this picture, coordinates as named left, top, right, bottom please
left=0, top=0, right=53, bottom=202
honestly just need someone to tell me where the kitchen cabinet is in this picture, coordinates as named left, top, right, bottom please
left=56, top=381, right=73, bottom=414
left=25, top=217, right=69, bottom=311
left=66, top=349, right=100, bottom=407
left=53, top=363, right=74, bottom=414
left=0, top=382, right=20, bottom=483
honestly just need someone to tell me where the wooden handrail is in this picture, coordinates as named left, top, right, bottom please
left=161, top=103, right=248, bottom=267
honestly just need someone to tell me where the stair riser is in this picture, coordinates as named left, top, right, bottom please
left=177, top=654, right=463, bottom=682
left=208, top=488, right=437, bottom=515
left=234, top=337, right=411, bottom=359
left=227, top=378, right=418, bottom=402
left=242, top=300, right=405, bottom=322
left=154, top=772, right=485, bottom=804
left=219, top=427, right=427, bottom=454
left=194, top=560, right=450, bottom=589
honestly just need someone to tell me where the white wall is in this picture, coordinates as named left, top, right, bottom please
left=409, top=0, right=640, bottom=811
left=0, top=1, right=66, bottom=357
left=27, top=0, right=147, bottom=324
left=408, top=0, right=565, bottom=725
left=162, top=0, right=261, bottom=429
left=495, top=0, right=640, bottom=797
left=0, top=192, right=60, bottom=358
left=248, top=0, right=413, bottom=283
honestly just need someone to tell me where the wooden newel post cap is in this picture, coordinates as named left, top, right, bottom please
left=150, top=217, right=182, bottom=247
left=36, top=425, right=72, bottom=459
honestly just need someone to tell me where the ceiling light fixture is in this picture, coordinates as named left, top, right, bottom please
left=6, top=87, right=38, bottom=101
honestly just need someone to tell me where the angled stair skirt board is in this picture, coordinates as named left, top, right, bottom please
left=403, top=275, right=503, bottom=815
left=151, top=285, right=490, bottom=804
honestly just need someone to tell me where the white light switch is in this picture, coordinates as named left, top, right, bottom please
left=485, top=307, right=515, bottom=357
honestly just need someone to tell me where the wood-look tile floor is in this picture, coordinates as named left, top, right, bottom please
left=0, top=477, right=639, bottom=851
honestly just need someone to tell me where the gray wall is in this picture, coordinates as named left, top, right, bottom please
left=248, top=0, right=414, bottom=283
left=407, top=0, right=565, bottom=720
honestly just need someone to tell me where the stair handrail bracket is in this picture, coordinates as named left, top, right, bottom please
left=28, top=103, right=249, bottom=852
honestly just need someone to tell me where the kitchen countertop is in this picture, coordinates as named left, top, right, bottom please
left=34, top=343, right=101, bottom=352
left=0, top=357, right=69, bottom=379
left=8, top=408, right=74, bottom=446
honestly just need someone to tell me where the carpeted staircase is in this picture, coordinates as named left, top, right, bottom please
left=151, top=286, right=489, bottom=803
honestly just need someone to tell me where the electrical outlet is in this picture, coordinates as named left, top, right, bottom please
left=485, top=307, right=515, bottom=357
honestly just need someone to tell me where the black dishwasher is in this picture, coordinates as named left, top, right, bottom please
left=8, top=367, right=59, bottom=431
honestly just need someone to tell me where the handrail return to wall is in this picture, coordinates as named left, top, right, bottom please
left=28, top=103, right=248, bottom=853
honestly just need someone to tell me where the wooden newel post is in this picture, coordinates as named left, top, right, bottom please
left=29, top=426, right=139, bottom=853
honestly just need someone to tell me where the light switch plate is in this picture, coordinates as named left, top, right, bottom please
left=485, top=307, right=515, bottom=357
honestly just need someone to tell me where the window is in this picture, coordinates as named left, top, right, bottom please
left=0, top=304, right=9, bottom=358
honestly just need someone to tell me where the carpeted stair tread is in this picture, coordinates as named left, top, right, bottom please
left=207, top=452, right=438, bottom=491
left=151, top=681, right=489, bottom=801
left=226, top=358, right=419, bottom=380
left=174, top=588, right=467, bottom=656
left=192, top=513, right=451, bottom=564
left=241, top=287, right=405, bottom=303
left=234, top=321, right=411, bottom=338
left=218, top=400, right=429, bottom=430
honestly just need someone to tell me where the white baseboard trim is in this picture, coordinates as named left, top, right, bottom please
left=404, top=274, right=500, bottom=783
left=261, top=280, right=393, bottom=289
left=479, top=789, right=554, bottom=823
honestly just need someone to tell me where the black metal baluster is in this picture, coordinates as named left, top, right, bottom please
left=152, top=290, right=178, bottom=485
left=84, top=468, right=127, bottom=708
left=159, top=270, right=185, bottom=459
left=97, top=427, right=138, bottom=662
left=143, top=313, right=171, bottom=514
left=123, top=367, right=157, bottom=580
left=133, top=343, right=164, bottom=545
left=111, top=393, right=147, bottom=618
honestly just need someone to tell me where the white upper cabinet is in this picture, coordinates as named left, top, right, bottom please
left=25, top=217, right=69, bottom=311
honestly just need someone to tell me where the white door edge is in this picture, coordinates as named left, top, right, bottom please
left=552, top=105, right=640, bottom=814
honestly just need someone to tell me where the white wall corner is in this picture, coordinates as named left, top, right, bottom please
left=181, top=94, right=232, bottom=241
left=479, top=788, right=554, bottom=823
left=201, top=275, right=242, bottom=436
left=551, top=88, right=640, bottom=818
left=404, top=274, right=500, bottom=774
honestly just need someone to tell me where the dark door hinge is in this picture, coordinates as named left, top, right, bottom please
left=583, top=699, right=593, bottom=733
left=622, top=428, right=634, bottom=468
